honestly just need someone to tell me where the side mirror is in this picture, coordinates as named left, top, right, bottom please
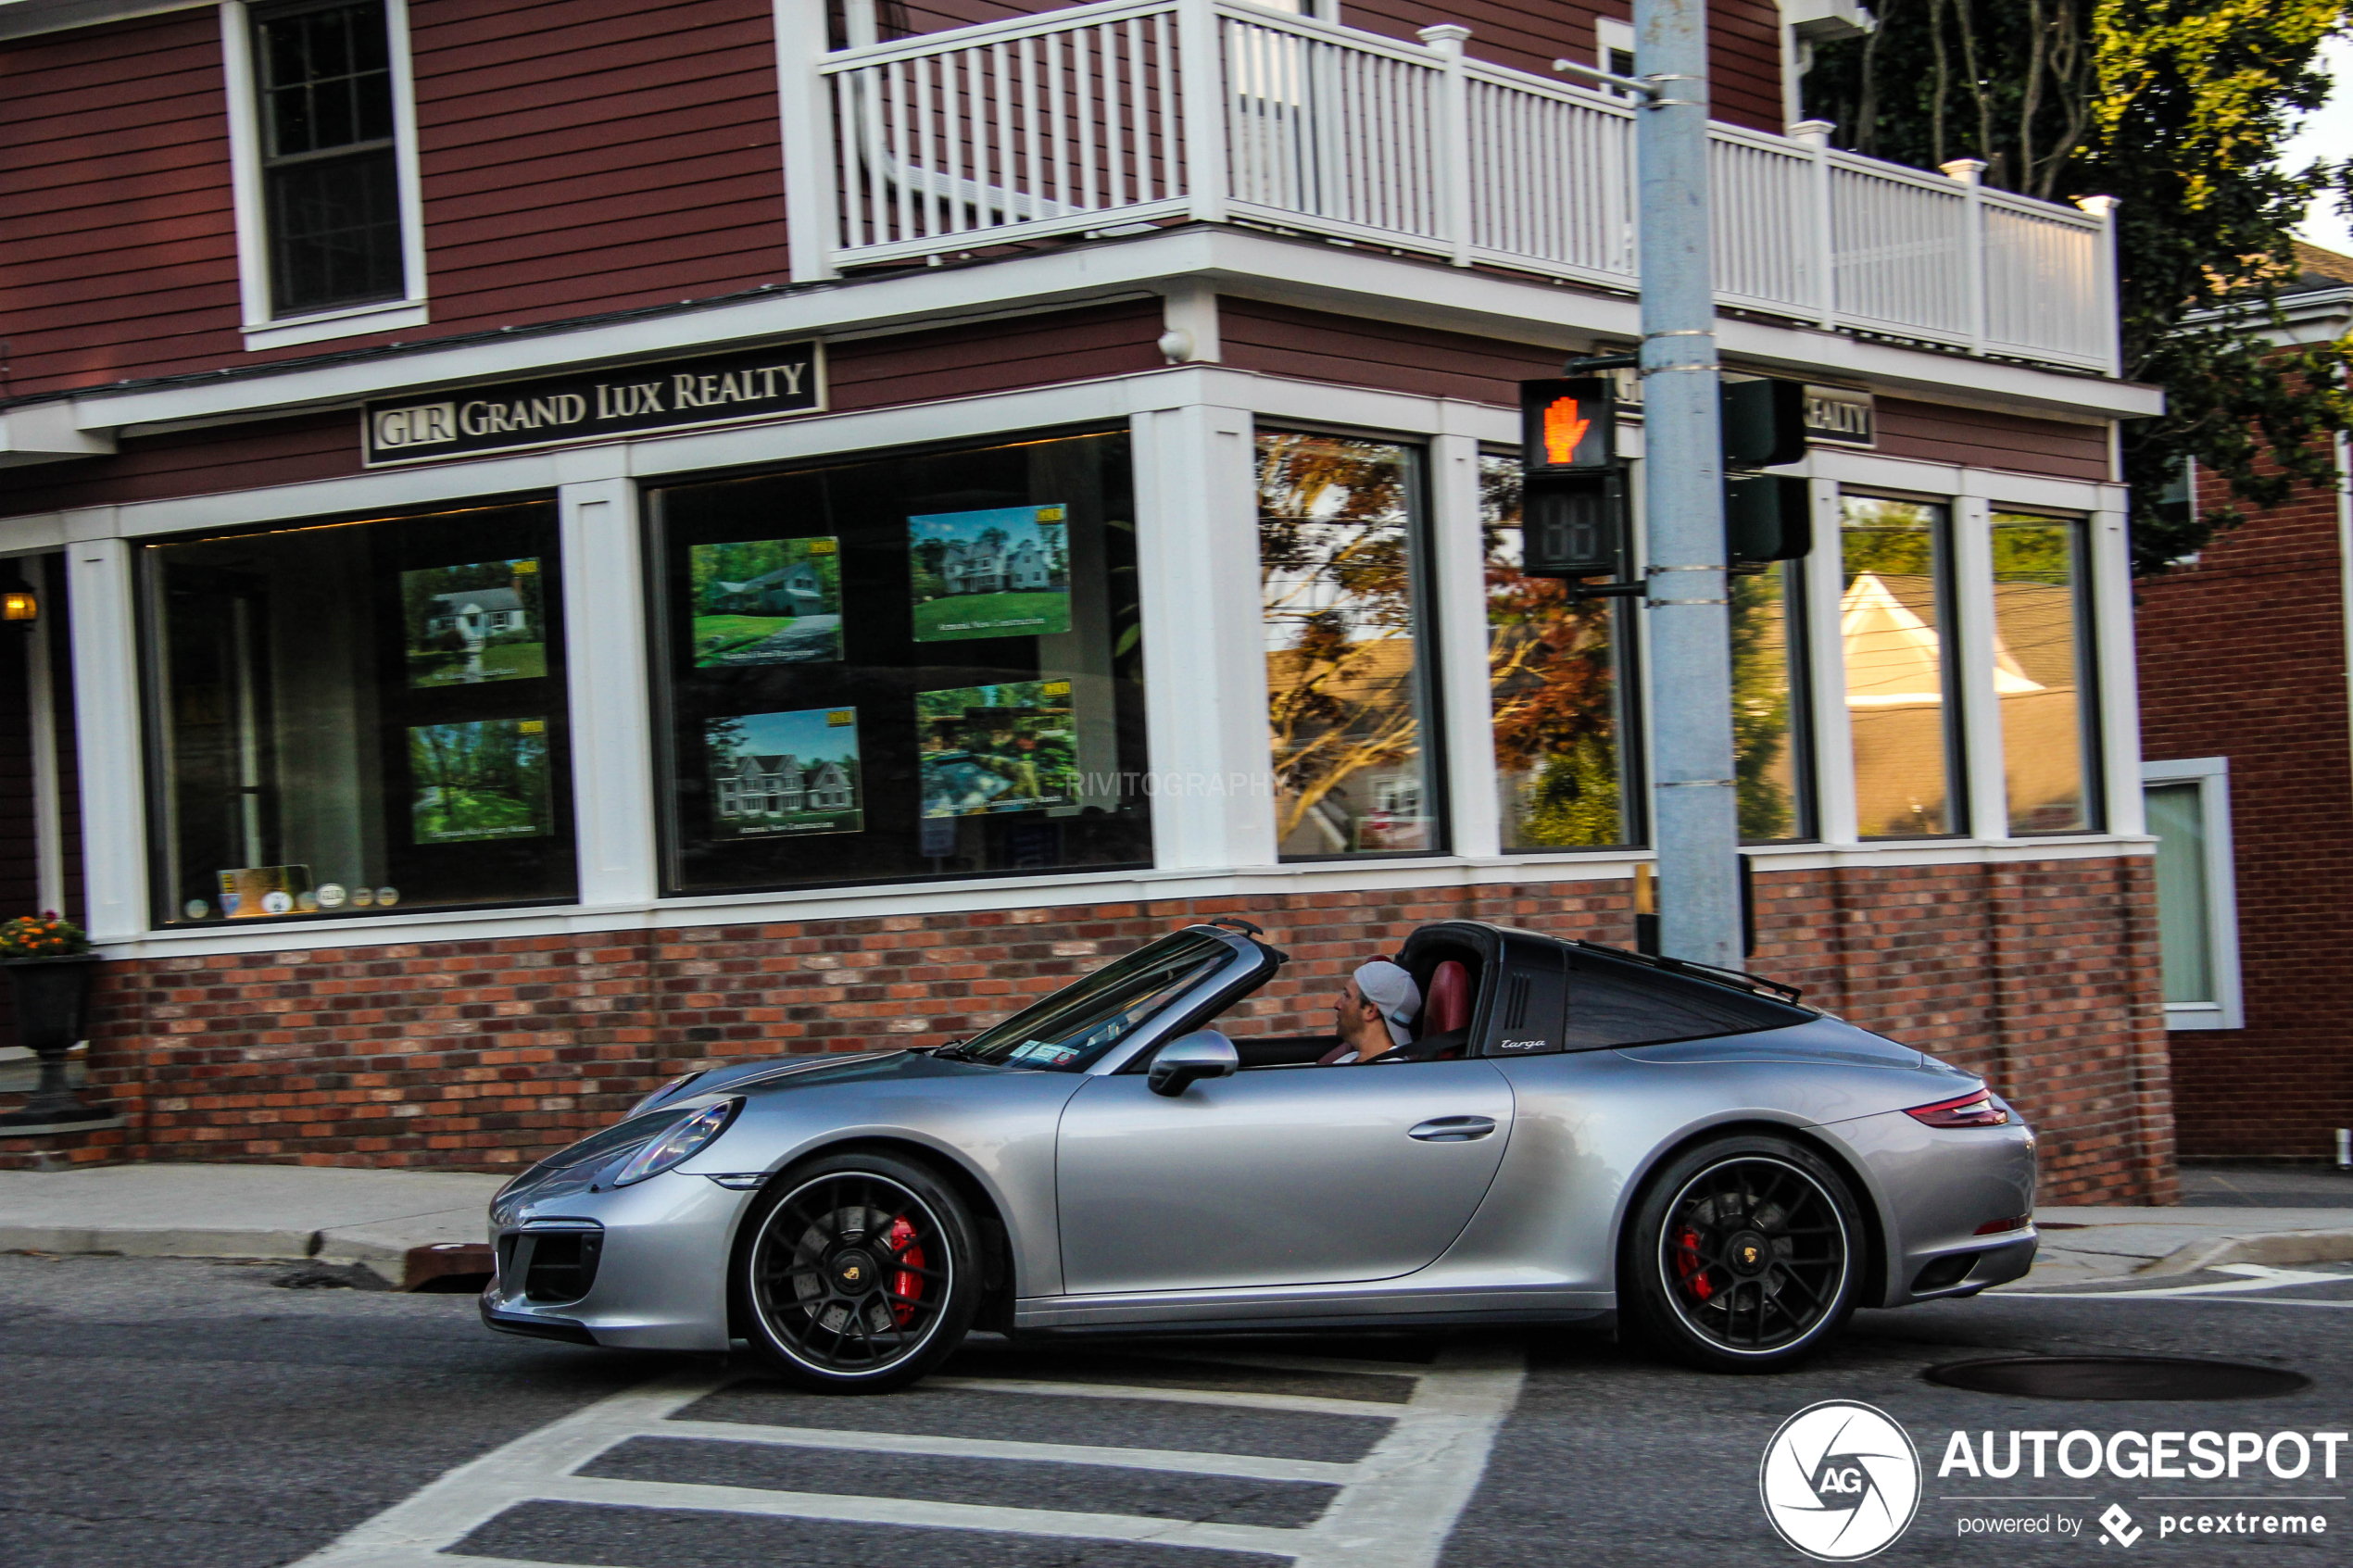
left=1147, top=1031, right=1239, bottom=1097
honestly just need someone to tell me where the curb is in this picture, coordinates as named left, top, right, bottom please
left=2145, top=1228, right=2353, bottom=1277
left=0, top=1224, right=492, bottom=1289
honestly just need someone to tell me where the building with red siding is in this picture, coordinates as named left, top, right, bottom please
left=0, top=0, right=2171, bottom=1201
left=2134, top=245, right=2353, bottom=1166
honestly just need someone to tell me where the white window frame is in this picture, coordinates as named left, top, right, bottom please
left=220, top=0, right=429, bottom=351
left=1595, top=17, right=1638, bottom=99
left=2141, top=756, right=2243, bottom=1031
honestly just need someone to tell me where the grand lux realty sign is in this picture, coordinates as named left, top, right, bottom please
left=363, top=341, right=824, bottom=465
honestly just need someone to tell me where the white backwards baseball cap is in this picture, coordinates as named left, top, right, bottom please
left=1353, top=960, right=1421, bottom=1049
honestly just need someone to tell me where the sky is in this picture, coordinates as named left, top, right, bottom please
left=2290, top=35, right=2353, bottom=256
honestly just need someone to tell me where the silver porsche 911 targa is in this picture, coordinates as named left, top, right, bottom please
left=481, top=918, right=2037, bottom=1387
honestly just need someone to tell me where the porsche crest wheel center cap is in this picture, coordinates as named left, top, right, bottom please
left=1726, top=1229, right=1772, bottom=1277
left=832, top=1248, right=878, bottom=1291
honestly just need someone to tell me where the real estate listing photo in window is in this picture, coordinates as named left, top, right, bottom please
left=649, top=430, right=1150, bottom=894
left=141, top=500, right=576, bottom=926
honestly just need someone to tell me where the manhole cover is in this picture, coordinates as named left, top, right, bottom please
left=1925, top=1356, right=2309, bottom=1400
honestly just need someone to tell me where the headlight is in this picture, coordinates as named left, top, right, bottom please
left=627, top=1071, right=706, bottom=1118
left=611, top=1098, right=742, bottom=1185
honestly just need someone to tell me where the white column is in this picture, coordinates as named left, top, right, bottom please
left=2091, top=491, right=2145, bottom=835
left=559, top=477, right=660, bottom=908
left=1176, top=0, right=1229, bottom=225
left=65, top=526, right=147, bottom=941
left=1802, top=477, right=1857, bottom=844
left=1942, top=157, right=1988, bottom=358
left=1129, top=402, right=1276, bottom=871
left=1431, top=432, right=1499, bottom=857
left=1951, top=488, right=2008, bottom=840
left=1418, top=25, right=1475, bottom=268
left=775, top=0, right=841, bottom=282
left=1791, top=119, right=1837, bottom=331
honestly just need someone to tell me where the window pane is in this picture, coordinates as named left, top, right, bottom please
left=1259, top=433, right=1437, bottom=858
left=145, top=502, right=575, bottom=926
left=1481, top=452, right=1629, bottom=848
left=1733, top=560, right=1807, bottom=841
left=651, top=431, right=1151, bottom=894
left=2145, top=781, right=2213, bottom=1003
left=1993, top=514, right=2096, bottom=833
left=267, top=149, right=403, bottom=314
left=1842, top=496, right=1957, bottom=836
left=257, top=4, right=392, bottom=155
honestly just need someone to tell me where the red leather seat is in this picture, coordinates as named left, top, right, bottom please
left=1423, top=960, right=1471, bottom=1035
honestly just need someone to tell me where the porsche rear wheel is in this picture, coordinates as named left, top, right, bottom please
left=1621, top=1135, right=1862, bottom=1373
left=735, top=1151, right=980, bottom=1392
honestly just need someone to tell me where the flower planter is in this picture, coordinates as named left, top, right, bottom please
left=0, top=953, right=107, bottom=1131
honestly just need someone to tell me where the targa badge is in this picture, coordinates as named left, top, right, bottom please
left=1760, top=1399, right=1920, bottom=1561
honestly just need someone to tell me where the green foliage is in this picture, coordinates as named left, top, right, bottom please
left=1806, top=0, right=2353, bottom=575
left=0, top=912, right=89, bottom=959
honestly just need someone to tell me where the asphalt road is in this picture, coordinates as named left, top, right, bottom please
left=5, top=1253, right=2352, bottom=1568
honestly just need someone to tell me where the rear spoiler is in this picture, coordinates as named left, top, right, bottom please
left=1567, top=940, right=1805, bottom=1006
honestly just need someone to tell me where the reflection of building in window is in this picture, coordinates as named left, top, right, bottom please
left=425, top=587, right=527, bottom=639
left=2142, top=759, right=2242, bottom=1030
left=1841, top=497, right=1957, bottom=838
left=1993, top=515, right=2095, bottom=834
left=714, top=753, right=853, bottom=817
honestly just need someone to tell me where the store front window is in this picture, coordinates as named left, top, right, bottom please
left=1479, top=452, right=1634, bottom=849
left=1258, top=432, right=1441, bottom=859
left=1841, top=495, right=1961, bottom=837
left=142, top=500, right=573, bottom=925
left=1993, top=512, right=2099, bottom=833
left=648, top=429, right=1151, bottom=893
left=1733, top=560, right=1810, bottom=842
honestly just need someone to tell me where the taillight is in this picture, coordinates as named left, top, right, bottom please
left=1905, top=1090, right=2009, bottom=1128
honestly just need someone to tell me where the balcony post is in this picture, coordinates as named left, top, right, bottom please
left=774, top=0, right=841, bottom=282
left=1791, top=118, right=1836, bottom=330
left=1177, top=0, right=1230, bottom=224
left=1942, top=156, right=1987, bottom=356
left=1418, top=24, right=1475, bottom=267
left=2075, top=194, right=2123, bottom=379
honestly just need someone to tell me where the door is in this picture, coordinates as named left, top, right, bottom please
left=1055, top=1058, right=1516, bottom=1294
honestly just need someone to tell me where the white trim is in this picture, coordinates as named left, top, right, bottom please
left=49, top=227, right=2163, bottom=439
left=774, top=0, right=838, bottom=283
left=2141, top=757, right=2242, bottom=1031
left=220, top=0, right=430, bottom=345
left=558, top=470, right=659, bottom=906
left=0, top=0, right=210, bottom=39
left=1950, top=489, right=2008, bottom=840
left=1432, top=433, right=1499, bottom=858
left=2091, top=496, right=2142, bottom=835
left=1805, top=475, right=1857, bottom=844
left=65, top=532, right=148, bottom=943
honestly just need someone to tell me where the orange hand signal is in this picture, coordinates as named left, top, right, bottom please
left=1543, top=396, right=1592, bottom=464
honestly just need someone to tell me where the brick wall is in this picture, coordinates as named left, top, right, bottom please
left=30, top=854, right=2171, bottom=1200
left=2136, top=458, right=2353, bottom=1160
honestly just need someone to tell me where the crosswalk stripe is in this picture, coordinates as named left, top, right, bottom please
left=923, top=1374, right=1407, bottom=1418
left=649, top=1417, right=1362, bottom=1482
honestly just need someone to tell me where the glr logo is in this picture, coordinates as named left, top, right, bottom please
left=2099, top=1504, right=2144, bottom=1547
left=1761, top=1400, right=1923, bottom=1561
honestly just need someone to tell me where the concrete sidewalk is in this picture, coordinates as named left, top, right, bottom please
left=2002, top=1206, right=2353, bottom=1288
left=0, top=1163, right=505, bottom=1288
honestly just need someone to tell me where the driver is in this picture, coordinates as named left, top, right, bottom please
left=1330, top=960, right=1420, bottom=1064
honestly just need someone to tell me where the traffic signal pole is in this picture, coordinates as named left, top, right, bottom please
left=1633, top=0, right=1743, bottom=969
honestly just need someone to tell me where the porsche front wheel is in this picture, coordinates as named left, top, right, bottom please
left=735, top=1151, right=980, bottom=1392
left=1621, top=1135, right=1863, bottom=1373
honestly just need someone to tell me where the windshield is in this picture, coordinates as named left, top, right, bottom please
left=955, top=930, right=1236, bottom=1071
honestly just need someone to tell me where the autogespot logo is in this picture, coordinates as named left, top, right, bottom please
left=1761, top=1400, right=1924, bottom=1561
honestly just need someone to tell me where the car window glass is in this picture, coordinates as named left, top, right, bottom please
left=1564, top=953, right=1810, bottom=1049
left=959, top=931, right=1235, bottom=1071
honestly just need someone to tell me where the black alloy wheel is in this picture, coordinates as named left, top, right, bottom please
left=734, top=1150, right=980, bottom=1392
left=1621, top=1134, right=1862, bottom=1373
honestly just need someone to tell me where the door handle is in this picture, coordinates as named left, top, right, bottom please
left=1409, top=1115, right=1497, bottom=1142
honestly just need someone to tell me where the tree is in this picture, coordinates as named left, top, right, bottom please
left=1806, top=0, right=2353, bottom=573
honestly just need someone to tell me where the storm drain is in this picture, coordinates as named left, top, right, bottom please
left=1925, top=1355, right=2309, bottom=1401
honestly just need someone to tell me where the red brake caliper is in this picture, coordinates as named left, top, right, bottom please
left=887, top=1216, right=925, bottom=1326
left=1674, top=1226, right=1714, bottom=1301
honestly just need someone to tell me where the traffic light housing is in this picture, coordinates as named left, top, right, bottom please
left=1519, top=378, right=1615, bottom=473
left=1721, top=377, right=1807, bottom=469
left=1725, top=475, right=1811, bottom=563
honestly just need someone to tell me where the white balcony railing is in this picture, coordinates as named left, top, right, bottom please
left=810, top=0, right=2119, bottom=376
